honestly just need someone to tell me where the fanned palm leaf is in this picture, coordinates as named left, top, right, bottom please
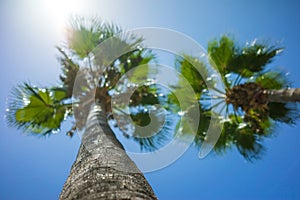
left=229, top=44, right=283, bottom=77
left=208, top=35, right=283, bottom=78
left=6, top=83, right=69, bottom=135
left=268, top=102, right=299, bottom=124
left=56, top=47, right=80, bottom=97
left=174, top=54, right=209, bottom=97
left=168, top=54, right=210, bottom=113
left=254, top=70, right=289, bottom=89
left=129, top=85, right=159, bottom=107
left=119, top=49, right=155, bottom=74
left=67, top=16, right=121, bottom=59
left=208, top=35, right=235, bottom=75
left=214, top=115, right=268, bottom=161
left=131, top=109, right=173, bottom=151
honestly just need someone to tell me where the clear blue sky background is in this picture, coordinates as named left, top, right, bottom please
left=1, top=0, right=300, bottom=199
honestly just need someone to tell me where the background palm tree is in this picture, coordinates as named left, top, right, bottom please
left=172, top=35, right=300, bottom=161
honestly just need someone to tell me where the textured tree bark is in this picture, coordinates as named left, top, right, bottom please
left=267, top=88, right=300, bottom=103
left=59, top=104, right=157, bottom=200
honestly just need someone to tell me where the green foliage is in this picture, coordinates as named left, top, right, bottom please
left=253, top=71, right=300, bottom=125
left=175, top=54, right=209, bottom=96
left=208, top=36, right=235, bottom=75
left=67, top=17, right=121, bottom=59
left=208, top=35, right=283, bottom=78
left=63, top=17, right=165, bottom=148
left=130, top=112, right=151, bottom=127
left=214, top=115, right=267, bottom=161
left=6, top=17, right=300, bottom=161
left=183, top=105, right=210, bottom=140
left=268, top=102, right=299, bottom=124
left=7, top=83, right=69, bottom=135
left=192, top=35, right=298, bottom=161
left=119, top=49, right=155, bottom=74
left=168, top=54, right=210, bottom=114
left=129, top=86, right=159, bottom=107
left=57, top=47, right=80, bottom=97
left=255, top=71, right=289, bottom=90
left=229, top=45, right=283, bottom=77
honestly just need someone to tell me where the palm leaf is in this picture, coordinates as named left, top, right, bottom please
left=175, top=54, right=209, bottom=97
left=67, top=16, right=121, bottom=59
left=268, top=102, right=300, bottom=124
left=131, top=109, right=173, bottom=151
left=254, top=70, right=289, bottom=90
left=215, top=115, right=267, bottom=161
left=208, top=35, right=235, bottom=75
left=56, top=46, right=83, bottom=100
left=208, top=35, right=283, bottom=78
left=129, top=85, right=160, bottom=106
left=229, top=43, right=283, bottom=76
left=6, top=83, right=69, bottom=135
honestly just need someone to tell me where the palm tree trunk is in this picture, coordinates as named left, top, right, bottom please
left=267, top=88, right=300, bottom=103
left=59, top=104, right=157, bottom=200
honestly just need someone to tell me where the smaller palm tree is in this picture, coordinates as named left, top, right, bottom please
left=171, top=35, right=300, bottom=161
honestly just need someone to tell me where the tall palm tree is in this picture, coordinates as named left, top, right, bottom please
left=6, top=17, right=163, bottom=200
left=173, top=35, right=300, bottom=161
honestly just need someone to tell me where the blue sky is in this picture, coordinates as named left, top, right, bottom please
left=1, top=0, right=300, bottom=199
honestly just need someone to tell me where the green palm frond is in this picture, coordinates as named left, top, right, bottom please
left=229, top=44, right=283, bottom=77
left=101, top=49, right=155, bottom=91
left=254, top=70, right=289, bottom=90
left=6, top=83, right=70, bottom=135
left=59, top=17, right=165, bottom=151
left=119, top=49, right=155, bottom=74
left=214, top=115, right=267, bottom=161
left=56, top=46, right=80, bottom=97
left=181, top=105, right=211, bottom=143
left=234, top=125, right=265, bottom=161
left=175, top=54, right=209, bottom=96
left=268, top=102, right=300, bottom=124
left=208, top=35, right=283, bottom=78
left=208, top=35, right=235, bottom=75
left=244, top=109, right=273, bottom=136
left=112, top=105, right=172, bottom=151
left=67, top=16, right=121, bottom=59
left=168, top=54, right=210, bottom=114
left=121, top=88, right=167, bottom=148
left=131, top=109, right=173, bottom=151
left=129, top=85, right=159, bottom=106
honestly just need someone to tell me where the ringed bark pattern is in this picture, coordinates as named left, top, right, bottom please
left=59, top=105, right=157, bottom=200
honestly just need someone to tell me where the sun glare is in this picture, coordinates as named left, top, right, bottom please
left=41, top=0, right=83, bottom=37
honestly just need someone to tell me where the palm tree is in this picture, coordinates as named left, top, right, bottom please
left=6, top=17, right=161, bottom=200
left=173, top=35, right=300, bottom=161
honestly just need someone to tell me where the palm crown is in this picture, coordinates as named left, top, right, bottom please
left=6, top=17, right=170, bottom=151
left=176, top=35, right=299, bottom=160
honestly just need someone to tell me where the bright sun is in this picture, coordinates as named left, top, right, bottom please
left=41, top=0, right=84, bottom=36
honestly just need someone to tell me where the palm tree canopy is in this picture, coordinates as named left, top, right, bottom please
left=6, top=17, right=171, bottom=151
left=171, top=35, right=300, bottom=161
